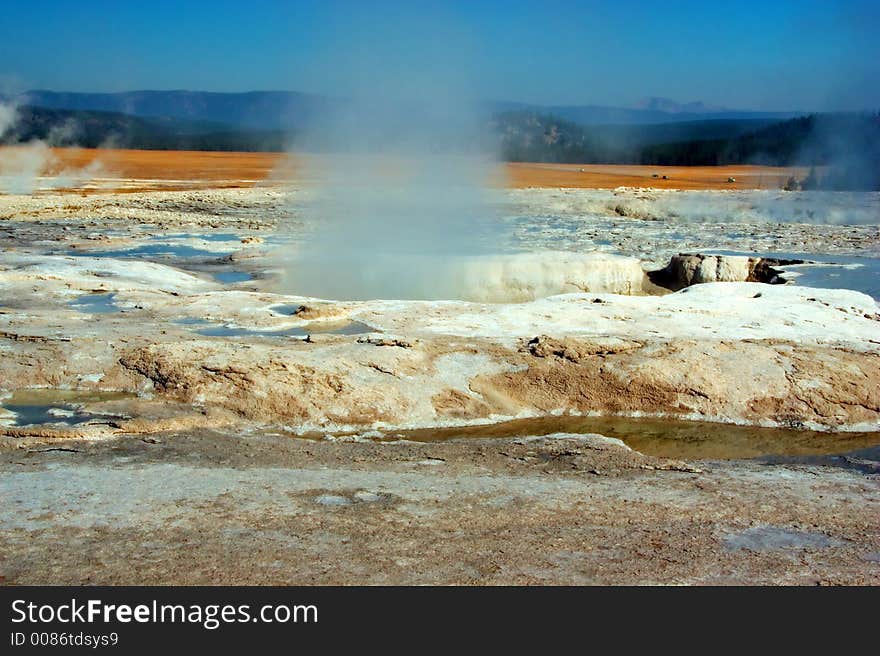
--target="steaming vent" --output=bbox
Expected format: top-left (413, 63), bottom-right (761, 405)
top-left (283, 250), bottom-right (649, 302)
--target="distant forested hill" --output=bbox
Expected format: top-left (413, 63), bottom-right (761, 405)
top-left (495, 112), bottom-right (880, 189)
top-left (639, 113), bottom-right (880, 166)
top-left (18, 90), bottom-right (795, 129)
top-left (0, 106), bottom-right (287, 151)
top-left (3, 103), bottom-right (878, 189)
top-left (493, 113), bottom-right (781, 163)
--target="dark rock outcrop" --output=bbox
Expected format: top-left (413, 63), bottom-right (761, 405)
top-left (648, 253), bottom-right (805, 291)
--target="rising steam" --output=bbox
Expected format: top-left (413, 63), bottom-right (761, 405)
top-left (0, 100), bottom-right (106, 194)
top-left (278, 8), bottom-right (507, 301)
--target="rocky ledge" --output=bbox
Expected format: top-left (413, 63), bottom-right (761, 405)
top-left (1, 250), bottom-right (877, 439)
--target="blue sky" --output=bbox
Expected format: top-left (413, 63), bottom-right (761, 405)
top-left (1, 0), bottom-right (878, 110)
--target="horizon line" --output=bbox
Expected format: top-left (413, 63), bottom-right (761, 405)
top-left (6, 88), bottom-right (836, 115)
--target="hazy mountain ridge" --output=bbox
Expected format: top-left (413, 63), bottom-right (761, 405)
top-left (0, 104), bottom-right (792, 157)
top-left (13, 90), bottom-right (337, 130)
top-left (16, 90), bottom-right (798, 129)
top-left (633, 97), bottom-right (729, 114)
top-left (516, 104), bottom-right (799, 126)
top-left (493, 112), bottom-right (784, 162)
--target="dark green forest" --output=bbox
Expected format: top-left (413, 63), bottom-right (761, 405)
top-left (496, 111), bottom-right (880, 189)
top-left (1, 106), bottom-right (287, 152)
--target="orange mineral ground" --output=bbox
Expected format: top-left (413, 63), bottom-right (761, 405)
top-left (6, 146), bottom-right (807, 192)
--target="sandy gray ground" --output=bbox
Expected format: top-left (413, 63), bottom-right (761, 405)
top-left (1, 431), bottom-right (878, 585)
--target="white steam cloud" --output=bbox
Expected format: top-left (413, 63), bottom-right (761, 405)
top-left (0, 100), bottom-right (107, 194)
top-left (278, 8), bottom-right (507, 300)
top-left (0, 103), bottom-right (17, 136)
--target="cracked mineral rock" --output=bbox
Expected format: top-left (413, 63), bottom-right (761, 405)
top-left (648, 253), bottom-right (807, 290)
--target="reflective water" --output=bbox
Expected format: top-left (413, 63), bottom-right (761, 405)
top-left (388, 414), bottom-right (880, 461)
top-left (759, 444), bottom-right (880, 475)
top-left (2, 389), bottom-right (133, 426)
top-left (174, 317), bottom-right (373, 338)
top-left (152, 233), bottom-right (241, 243)
top-left (270, 304), bottom-right (301, 315)
top-left (68, 292), bottom-right (119, 314)
top-left (780, 258), bottom-right (880, 300)
top-left (708, 250), bottom-right (880, 300)
top-left (213, 271), bottom-right (253, 284)
top-left (71, 244), bottom-right (218, 259)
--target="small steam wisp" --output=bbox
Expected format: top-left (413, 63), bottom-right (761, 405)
top-left (0, 100), bottom-right (106, 194)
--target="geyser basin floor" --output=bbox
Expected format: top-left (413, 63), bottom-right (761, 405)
top-left (505, 188), bottom-right (880, 264)
top-left (2, 429), bottom-right (878, 585)
top-left (0, 182), bottom-right (878, 585)
top-left (1, 248), bottom-right (878, 435)
top-left (0, 148), bottom-right (814, 192)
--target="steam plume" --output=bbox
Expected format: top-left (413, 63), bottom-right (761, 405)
top-left (0, 100), bottom-right (107, 194)
top-left (278, 7), bottom-right (504, 300)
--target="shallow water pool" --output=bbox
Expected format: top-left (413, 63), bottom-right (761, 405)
top-left (385, 414), bottom-right (880, 462)
top-left (70, 244), bottom-right (220, 259)
top-left (213, 270), bottom-right (253, 284)
top-left (68, 292), bottom-right (119, 314)
top-left (707, 249), bottom-right (880, 300)
top-left (175, 317), bottom-right (373, 338)
top-left (2, 389), bottom-right (133, 427)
